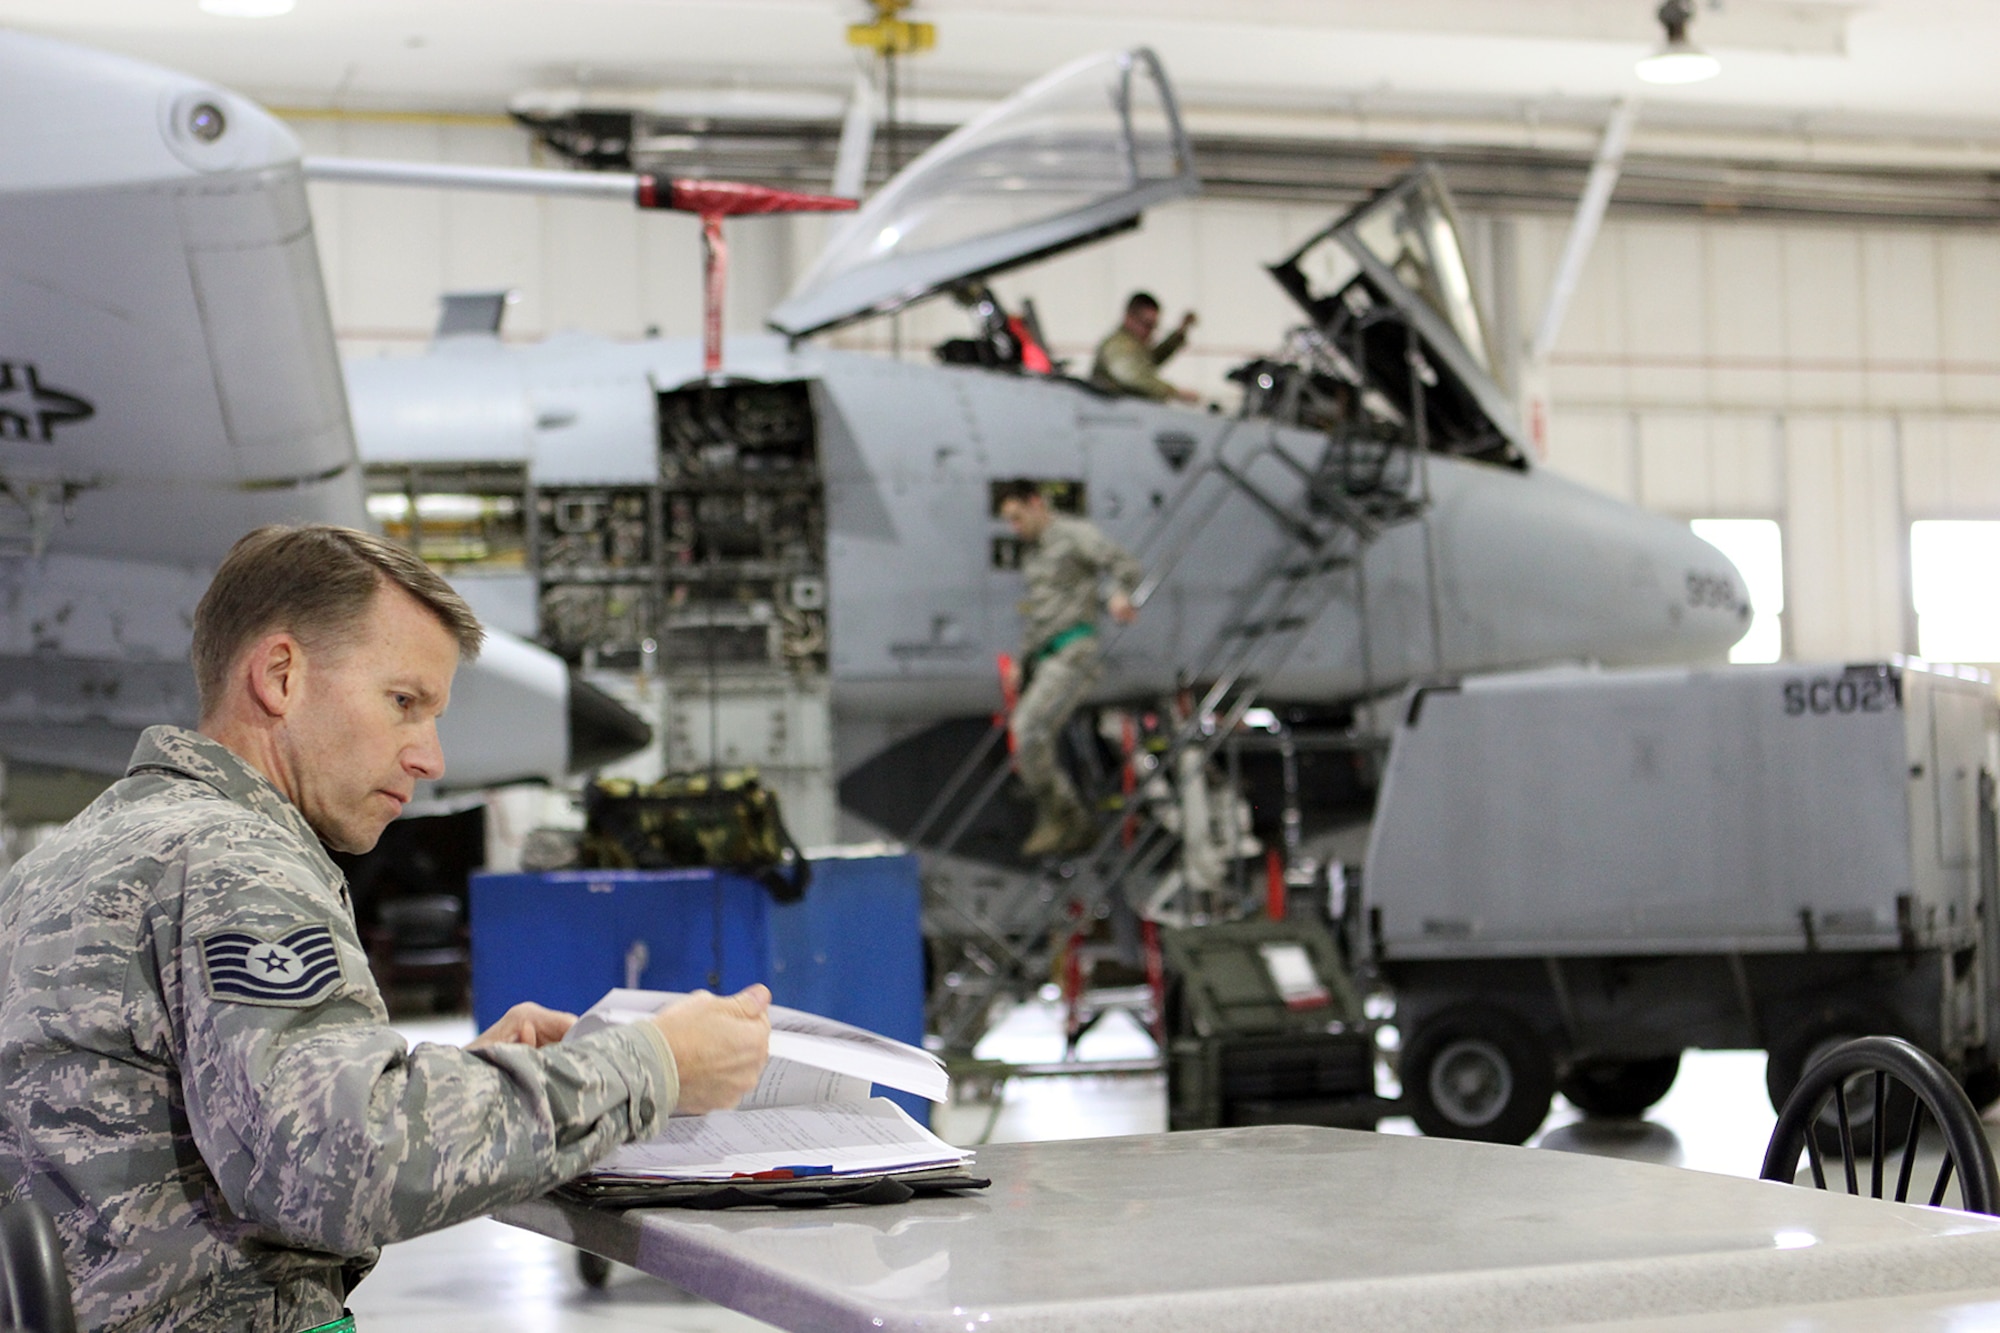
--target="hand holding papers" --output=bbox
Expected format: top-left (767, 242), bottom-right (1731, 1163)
top-left (642, 984), bottom-right (774, 1114)
top-left (569, 989), bottom-right (974, 1189)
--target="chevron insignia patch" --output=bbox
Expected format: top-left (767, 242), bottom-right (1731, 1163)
top-left (200, 924), bottom-right (345, 1007)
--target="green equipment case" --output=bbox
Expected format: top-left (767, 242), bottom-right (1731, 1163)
top-left (1161, 918), bottom-right (1385, 1131)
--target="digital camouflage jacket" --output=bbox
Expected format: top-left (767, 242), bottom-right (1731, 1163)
top-left (0, 726), bottom-right (677, 1332)
top-left (1087, 322), bottom-right (1188, 401)
top-left (1017, 513), bottom-right (1144, 656)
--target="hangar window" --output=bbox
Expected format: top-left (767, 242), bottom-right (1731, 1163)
top-left (1911, 520), bottom-right (2000, 663)
top-left (1690, 518), bottom-right (1783, 664)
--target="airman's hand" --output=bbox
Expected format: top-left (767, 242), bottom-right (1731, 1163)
top-left (1177, 311), bottom-right (1198, 335)
top-left (1108, 591), bottom-right (1138, 625)
top-left (468, 1002), bottom-right (577, 1050)
top-left (651, 984), bottom-right (772, 1114)
top-left (1173, 386), bottom-right (1201, 405)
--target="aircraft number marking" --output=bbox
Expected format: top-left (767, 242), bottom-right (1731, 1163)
top-left (1685, 571), bottom-right (1743, 613)
top-left (1782, 675), bottom-right (1899, 717)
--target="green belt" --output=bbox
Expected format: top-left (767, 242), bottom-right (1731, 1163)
top-left (1034, 622), bottom-right (1096, 661)
top-left (299, 1314), bottom-right (355, 1333)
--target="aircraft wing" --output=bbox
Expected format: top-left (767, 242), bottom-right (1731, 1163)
top-left (767, 47), bottom-right (1199, 338)
top-left (0, 30), bottom-right (649, 799)
top-left (0, 30), bottom-right (364, 563)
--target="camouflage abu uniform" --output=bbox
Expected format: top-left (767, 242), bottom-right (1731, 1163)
top-left (1088, 322), bottom-right (1188, 402)
top-left (1012, 514), bottom-right (1144, 846)
top-left (0, 726), bottom-right (679, 1333)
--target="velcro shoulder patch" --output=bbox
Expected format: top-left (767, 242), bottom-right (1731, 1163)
top-left (200, 924), bottom-right (345, 1008)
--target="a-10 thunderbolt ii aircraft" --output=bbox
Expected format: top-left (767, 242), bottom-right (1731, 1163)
top-left (0, 31), bottom-right (1746, 973)
top-left (339, 49), bottom-right (1750, 834)
top-left (341, 45), bottom-right (1750, 1039)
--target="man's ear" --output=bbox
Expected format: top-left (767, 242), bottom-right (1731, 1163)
top-left (243, 632), bottom-right (306, 720)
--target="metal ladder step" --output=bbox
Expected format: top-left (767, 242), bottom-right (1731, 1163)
top-left (920, 422), bottom-right (1434, 1050)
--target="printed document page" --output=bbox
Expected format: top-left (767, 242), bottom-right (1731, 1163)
top-left (587, 1097), bottom-right (970, 1180)
top-left (569, 988), bottom-right (948, 1104)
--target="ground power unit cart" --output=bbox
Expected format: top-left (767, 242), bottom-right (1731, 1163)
top-left (1362, 660), bottom-right (2000, 1144)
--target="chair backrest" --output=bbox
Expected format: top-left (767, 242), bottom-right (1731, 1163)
top-left (0, 1198), bottom-right (77, 1333)
top-left (376, 895), bottom-right (464, 950)
top-left (1759, 1035), bottom-right (2000, 1216)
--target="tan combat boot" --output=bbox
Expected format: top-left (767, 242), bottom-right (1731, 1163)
top-left (1020, 813), bottom-right (1069, 857)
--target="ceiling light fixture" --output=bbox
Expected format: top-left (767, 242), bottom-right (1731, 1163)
top-left (1636, 0), bottom-right (1720, 85)
top-left (198, 0), bottom-right (295, 17)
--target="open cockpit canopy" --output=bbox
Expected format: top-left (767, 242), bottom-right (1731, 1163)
top-left (767, 47), bottom-right (1197, 338)
top-left (1269, 168), bottom-right (1526, 468)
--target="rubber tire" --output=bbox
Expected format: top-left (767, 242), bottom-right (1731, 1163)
top-left (1766, 1011), bottom-right (1895, 1114)
top-left (1766, 1013), bottom-right (1916, 1155)
top-left (1961, 1060), bottom-right (2000, 1113)
top-left (1558, 1053), bottom-right (1683, 1119)
top-left (1403, 1006), bottom-right (1555, 1145)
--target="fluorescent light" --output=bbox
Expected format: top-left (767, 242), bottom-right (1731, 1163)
top-left (1637, 46), bottom-right (1720, 85)
top-left (199, 0), bottom-right (295, 16)
top-left (1636, 0), bottom-right (1720, 86)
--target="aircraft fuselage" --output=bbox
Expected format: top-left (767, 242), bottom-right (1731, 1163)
top-left (349, 332), bottom-right (1749, 742)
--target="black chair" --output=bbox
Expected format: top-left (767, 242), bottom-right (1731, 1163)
top-left (365, 894), bottom-right (472, 1015)
top-left (0, 1197), bottom-right (77, 1333)
top-left (1759, 1035), bottom-right (2000, 1215)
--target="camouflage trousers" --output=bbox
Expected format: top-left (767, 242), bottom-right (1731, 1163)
top-left (1011, 636), bottom-right (1101, 823)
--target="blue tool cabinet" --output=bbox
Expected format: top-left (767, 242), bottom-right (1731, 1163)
top-left (469, 853), bottom-right (927, 1118)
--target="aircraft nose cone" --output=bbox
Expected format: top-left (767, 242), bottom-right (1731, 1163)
top-left (568, 676), bottom-right (654, 772)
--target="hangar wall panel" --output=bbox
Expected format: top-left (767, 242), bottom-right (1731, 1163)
top-left (297, 116), bottom-right (792, 357)
top-left (1618, 221), bottom-right (1707, 406)
top-left (1781, 418), bottom-right (1906, 661)
top-left (1525, 209), bottom-right (2000, 664)
top-left (1780, 229), bottom-right (1867, 411)
top-left (1702, 229), bottom-right (1787, 408)
top-left (1904, 417), bottom-right (2000, 516)
top-left (1940, 234), bottom-right (2000, 412)
top-left (1636, 414), bottom-right (1710, 514)
top-left (1543, 409), bottom-right (1633, 504)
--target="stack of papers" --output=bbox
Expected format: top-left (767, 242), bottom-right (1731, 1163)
top-left (569, 989), bottom-right (971, 1183)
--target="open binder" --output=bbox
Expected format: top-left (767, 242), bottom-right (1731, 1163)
top-left (560, 989), bottom-right (990, 1208)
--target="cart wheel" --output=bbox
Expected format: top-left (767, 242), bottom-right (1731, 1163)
top-left (1403, 1006), bottom-right (1554, 1145)
top-left (1964, 1060), bottom-right (2000, 1113)
top-left (576, 1248), bottom-right (612, 1288)
top-left (1767, 1013), bottom-right (1916, 1154)
top-left (1558, 1053), bottom-right (1682, 1119)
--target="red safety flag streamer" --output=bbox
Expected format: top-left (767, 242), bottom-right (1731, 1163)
top-left (997, 652), bottom-right (1019, 757)
top-left (635, 176), bottom-right (857, 376)
top-left (1265, 847), bottom-right (1287, 922)
top-left (702, 214), bottom-right (728, 377)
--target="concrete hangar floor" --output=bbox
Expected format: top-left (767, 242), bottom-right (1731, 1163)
top-left (355, 1001), bottom-right (1845, 1332)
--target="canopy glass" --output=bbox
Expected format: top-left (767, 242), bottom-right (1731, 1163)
top-left (767, 48), bottom-right (1197, 337)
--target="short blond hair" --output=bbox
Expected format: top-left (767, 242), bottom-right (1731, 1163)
top-left (192, 524), bottom-right (484, 718)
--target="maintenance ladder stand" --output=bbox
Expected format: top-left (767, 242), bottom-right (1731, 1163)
top-left (913, 397), bottom-right (1429, 1053)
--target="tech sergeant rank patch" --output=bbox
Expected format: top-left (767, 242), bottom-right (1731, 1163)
top-left (200, 924), bottom-right (345, 1007)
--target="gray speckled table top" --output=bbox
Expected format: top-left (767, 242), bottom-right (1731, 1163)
top-left (496, 1125), bottom-right (2000, 1332)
